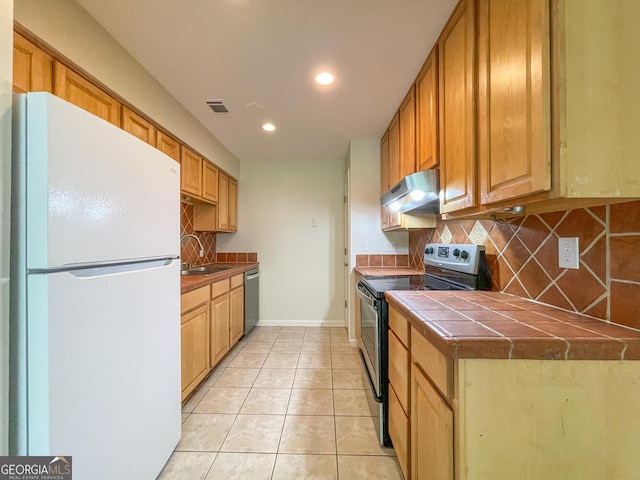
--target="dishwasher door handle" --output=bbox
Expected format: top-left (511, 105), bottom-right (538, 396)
top-left (246, 272), bottom-right (260, 281)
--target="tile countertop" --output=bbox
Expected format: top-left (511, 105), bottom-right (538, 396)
top-left (354, 266), bottom-right (423, 276)
top-left (386, 290), bottom-right (640, 361)
top-left (180, 263), bottom-right (259, 294)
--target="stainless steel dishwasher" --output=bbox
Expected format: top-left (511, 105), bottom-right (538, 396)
top-left (244, 268), bottom-right (259, 335)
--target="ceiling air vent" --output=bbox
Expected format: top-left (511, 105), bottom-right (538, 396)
top-left (205, 99), bottom-right (229, 114)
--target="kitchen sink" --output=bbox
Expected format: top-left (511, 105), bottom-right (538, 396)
top-left (180, 265), bottom-right (233, 276)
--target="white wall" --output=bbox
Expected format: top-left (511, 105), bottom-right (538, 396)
top-left (217, 157), bottom-right (346, 326)
top-left (0, 0), bottom-right (13, 455)
top-left (346, 139), bottom-right (408, 339)
top-left (14, 0), bottom-right (240, 178)
top-left (348, 139), bottom-right (408, 257)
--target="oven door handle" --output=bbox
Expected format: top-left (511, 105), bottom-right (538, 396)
top-left (356, 283), bottom-right (377, 309)
top-left (359, 349), bottom-right (383, 403)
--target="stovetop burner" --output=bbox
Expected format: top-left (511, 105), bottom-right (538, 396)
top-left (359, 243), bottom-right (488, 298)
top-left (359, 275), bottom-right (424, 295)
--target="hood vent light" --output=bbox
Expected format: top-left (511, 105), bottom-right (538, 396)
top-left (205, 99), bottom-right (229, 114)
top-left (381, 170), bottom-right (440, 214)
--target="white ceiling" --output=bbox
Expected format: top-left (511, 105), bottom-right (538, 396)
top-left (75, 0), bottom-right (457, 164)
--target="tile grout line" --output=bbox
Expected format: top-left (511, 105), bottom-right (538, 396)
top-left (171, 327), bottom-right (397, 479)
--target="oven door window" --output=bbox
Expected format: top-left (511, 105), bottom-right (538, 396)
top-left (358, 287), bottom-right (380, 396)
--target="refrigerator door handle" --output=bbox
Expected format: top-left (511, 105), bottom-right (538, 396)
top-left (28, 256), bottom-right (179, 276)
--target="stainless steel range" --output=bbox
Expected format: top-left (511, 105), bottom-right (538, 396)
top-left (357, 243), bottom-right (488, 446)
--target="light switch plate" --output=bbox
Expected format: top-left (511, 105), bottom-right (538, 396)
top-left (558, 237), bottom-right (579, 269)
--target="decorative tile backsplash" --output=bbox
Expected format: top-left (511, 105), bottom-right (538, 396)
top-left (355, 254), bottom-right (409, 268)
top-left (180, 203), bottom-right (216, 265)
top-left (180, 203), bottom-right (257, 265)
top-left (217, 252), bottom-right (258, 263)
top-left (409, 200), bottom-right (640, 329)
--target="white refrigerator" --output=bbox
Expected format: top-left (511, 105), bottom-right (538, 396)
top-left (10, 92), bottom-right (181, 479)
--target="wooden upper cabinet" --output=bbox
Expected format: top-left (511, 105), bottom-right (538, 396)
top-left (388, 113), bottom-right (401, 187)
top-left (477, 0), bottom-right (551, 205)
top-left (416, 48), bottom-right (439, 171)
top-left (13, 32), bottom-right (53, 94)
top-left (180, 146), bottom-right (203, 197)
top-left (122, 106), bottom-right (156, 146)
top-left (53, 61), bottom-right (121, 127)
top-left (228, 179), bottom-right (238, 232)
top-left (380, 130), bottom-right (390, 195)
top-left (399, 85), bottom-right (417, 179)
top-left (380, 131), bottom-right (390, 230)
top-left (156, 131), bottom-right (181, 162)
top-left (202, 161), bottom-right (219, 203)
top-left (438, 0), bottom-right (476, 214)
top-left (217, 172), bottom-right (230, 231)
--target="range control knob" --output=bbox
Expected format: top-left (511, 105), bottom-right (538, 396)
top-left (453, 248), bottom-right (460, 257)
top-left (425, 247), bottom-right (434, 255)
top-left (460, 250), bottom-right (469, 260)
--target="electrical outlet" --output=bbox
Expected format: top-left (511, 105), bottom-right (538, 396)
top-left (385, 241), bottom-right (396, 252)
top-left (558, 237), bottom-right (579, 269)
top-left (362, 240), bottom-right (369, 251)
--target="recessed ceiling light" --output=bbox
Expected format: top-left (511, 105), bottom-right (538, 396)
top-left (315, 72), bottom-right (335, 85)
top-left (262, 122), bottom-right (276, 132)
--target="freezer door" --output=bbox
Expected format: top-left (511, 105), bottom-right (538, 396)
top-left (25, 260), bottom-right (181, 479)
top-left (23, 93), bottom-right (179, 269)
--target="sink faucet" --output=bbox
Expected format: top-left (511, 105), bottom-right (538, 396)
top-left (180, 234), bottom-right (205, 261)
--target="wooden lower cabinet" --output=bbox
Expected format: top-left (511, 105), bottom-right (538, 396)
top-left (180, 287), bottom-right (210, 401)
top-left (386, 308), bottom-right (640, 480)
top-left (411, 363), bottom-right (453, 480)
top-left (181, 276), bottom-right (247, 402)
top-left (229, 276), bottom-right (245, 345)
top-left (388, 330), bottom-right (410, 412)
top-left (210, 287), bottom-right (230, 367)
top-left (389, 384), bottom-right (410, 480)
top-left (389, 311), bottom-right (411, 479)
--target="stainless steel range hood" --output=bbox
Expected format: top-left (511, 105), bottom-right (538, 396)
top-left (380, 170), bottom-right (440, 214)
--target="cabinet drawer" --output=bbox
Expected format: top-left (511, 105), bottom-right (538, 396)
top-left (230, 273), bottom-right (244, 289)
top-left (389, 306), bottom-right (410, 347)
top-left (389, 384), bottom-right (410, 480)
top-left (211, 278), bottom-right (230, 299)
top-left (388, 329), bottom-right (410, 414)
top-left (411, 326), bottom-right (452, 401)
top-left (181, 286), bottom-right (209, 315)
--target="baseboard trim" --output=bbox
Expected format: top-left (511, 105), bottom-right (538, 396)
top-left (256, 319), bottom-right (346, 328)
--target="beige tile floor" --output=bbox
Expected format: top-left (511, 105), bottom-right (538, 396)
top-left (157, 326), bottom-right (402, 480)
